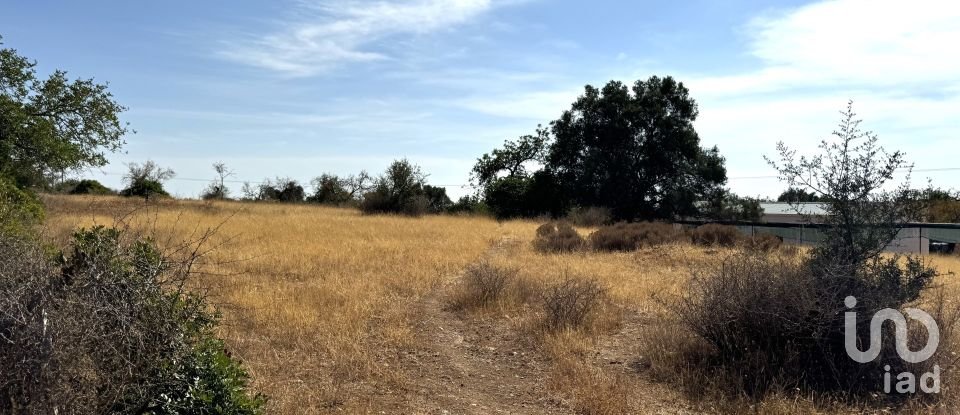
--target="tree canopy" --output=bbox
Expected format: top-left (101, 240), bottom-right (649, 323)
top-left (473, 76), bottom-right (727, 220)
top-left (0, 37), bottom-right (129, 188)
top-left (776, 187), bottom-right (822, 203)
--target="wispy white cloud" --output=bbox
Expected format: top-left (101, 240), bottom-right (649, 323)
top-left (438, 0), bottom-right (960, 197)
top-left (684, 0), bottom-right (960, 196)
top-left (221, 0), bottom-right (497, 76)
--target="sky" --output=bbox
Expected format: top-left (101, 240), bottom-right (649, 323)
top-left (2, 0), bottom-right (959, 199)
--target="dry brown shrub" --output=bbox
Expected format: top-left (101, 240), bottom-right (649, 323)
top-left (541, 277), bottom-right (611, 332)
top-left (548, 354), bottom-right (629, 415)
top-left (566, 206), bottom-right (613, 227)
top-left (589, 222), bottom-right (687, 252)
top-left (533, 221), bottom-right (587, 253)
top-left (448, 261), bottom-right (517, 311)
top-left (689, 223), bottom-right (743, 247)
top-left (780, 243), bottom-right (800, 257)
top-left (657, 252), bottom-right (960, 407)
top-left (742, 232), bottom-right (783, 253)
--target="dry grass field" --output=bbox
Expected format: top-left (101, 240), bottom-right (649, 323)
top-left (42, 195), bottom-right (960, 414)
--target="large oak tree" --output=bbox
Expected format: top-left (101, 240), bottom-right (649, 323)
top-left (0, 37), bottom-right (129, 188)
top-left (474, 76), bottom-right (727, 220)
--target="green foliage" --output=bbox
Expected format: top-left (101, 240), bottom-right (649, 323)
top-left (473, 76), bottom-right (727, 221)
top-left (307, 174), bottom-right (352, 205)
top-left (253, 178), bottom-right (304, 203)
top-left (201, 184), bottom-right (229, 201)
top-left (360, 159), bottom-right (435, 216)
top-left (548, 76), bottom-right (726, 220)
top-left (122, 178), bottom-right (169, 199)
top-left (672, 102), bottom-right (947, 399)
top-left (121, 160), bottom-right (174, 200)
top-left (307, 172), bottom-right (371, 206)
top-left (471, 126), bottom-right (549, 186)
top-left (482, 171), bottom-right (566, 220)
top-left (447, 194), bottom-right (489, 216)
top-left (776, 187), bottom-right (822, 203)
top-left (701, 190), bottom-right (764, 221)
top-left (201, 162), bottom-right (234, 200)
top-left (59, 178), bottom-right (115, 195)
top-left (0, 37), bottom-right (129, 188)
top-left (483, 176), bottom-right (530, 219)
top-left (422, 184), bottom-right (452, 213)
top-left (0, 225), bottom-right (264, 413)
top-left (0, 175), bottom-right (43, 236)
top-left (155, 337), bottom-right (266, 414)
top-left (920, 188), bottom-right (960, 223)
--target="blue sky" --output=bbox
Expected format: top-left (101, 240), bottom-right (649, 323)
top-left (3, 0), bottom-right (958, 199)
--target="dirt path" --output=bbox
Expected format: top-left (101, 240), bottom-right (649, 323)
top-left (365, 237), bottom-right (701, 414)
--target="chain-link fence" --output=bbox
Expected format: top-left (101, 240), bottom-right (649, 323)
top-left (677, 221), bottom-right (960, 254)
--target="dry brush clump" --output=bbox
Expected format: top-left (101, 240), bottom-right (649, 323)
top-left (589, 222), bottom-right (688, 252)
top-left (565, 206), bottom-right (613, 227)
top-left (541, 277), bottom-right (615, 333)
top-left (448, 261), bottom-right (517, 310)
top-left (657, 104), bottom-right (960, 407)
top-left (533, 221), bottom-right (587, 253)
top-left (688, 223), bottom-right (742, 247)
top-left (742, 232), bottom-right (783, 253)
top-left (664, 252), bottom-right (960, 405)
top-left (0, 226), bottom-right (263, 414)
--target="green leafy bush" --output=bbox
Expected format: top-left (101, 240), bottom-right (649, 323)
top-left (0, 176), bottom-right (44, 236)
top-left (121, 178), bottom-right (169, 199)
top-left (360, 159), bottom-right (435, 216)
top-left (447, 194), bottom-right (489, 216)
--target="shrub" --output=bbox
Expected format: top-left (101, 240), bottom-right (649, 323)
top-left (53, 179), bottom-right (115, 195)
top-left (483, 175), bottom-right (531, 219)
top-left (669, 104), bottom-right (955, 402)
top-left (359, 159), bottom-right (435, 216)
top-left (307, 172), bottom-right (372, 206)
top-left (449, 261), bottom-right (516, 310)
top-left (72, 179), bottom-right (115, 195)
top-left (565, 206), bottom-right (612, 227)
top-left (0, 176), bottom-right (44, 237)
top-left (423, 184), bottom-right (452, 213)
top-left (672, 253), bottom-right (953, 397)
top-left (533, 222), bottom-right (586, 253)
top-left (689, 223), bottom-right (742, 247)
top-left (121, 178), bottom-right (169, 199)
top-left (542, 278), bottom-right (608, 331)
top-left (121, 160), bottom-right (174, 200)
top-left (447, 194), bottom-right (489, 216)
top-left (589, 222), bottom-right (687, 252)
top-left (0, 226), bottom-right (264, 413)
top-left (741, 233), bottom-right (782, 253)
top-left (201, 183), bottom-right (229, 200)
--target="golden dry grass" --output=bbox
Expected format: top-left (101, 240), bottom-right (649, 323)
top-left (41, 194), bottom-right (960, 414)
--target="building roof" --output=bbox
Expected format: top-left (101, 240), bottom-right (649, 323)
top-left (760, 202), bottom-right (828, 216)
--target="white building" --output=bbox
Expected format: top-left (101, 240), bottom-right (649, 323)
top-left (755, 202), bottom-right (929, 254)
